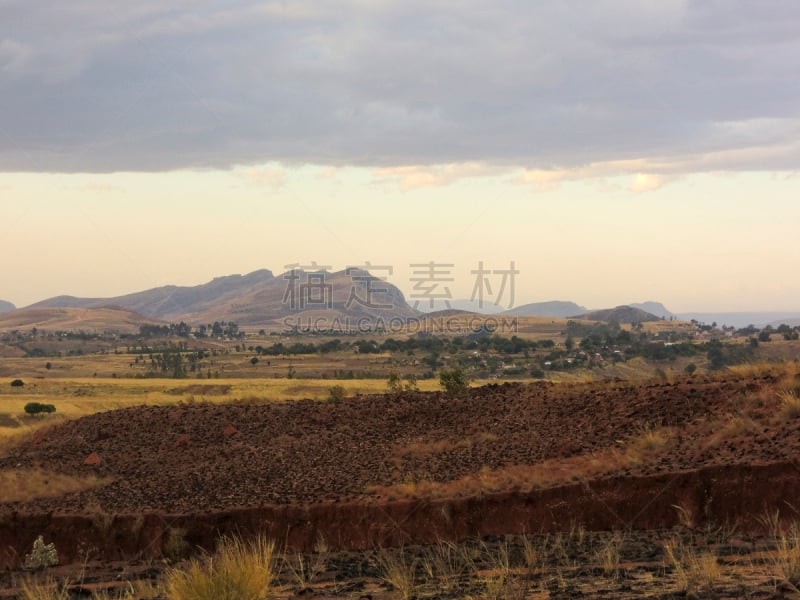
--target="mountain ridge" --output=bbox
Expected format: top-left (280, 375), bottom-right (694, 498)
top-left (25, 268), bottom-right (416, 327)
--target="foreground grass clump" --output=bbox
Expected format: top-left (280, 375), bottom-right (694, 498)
top-left (664, 536), bottom-right (722, 595)
top-left (19, 578), bottom-right (71, 600)
top-left (166, 535), bottom-right (276, 600)
top-left (772, 522), bottom-right (800, 586)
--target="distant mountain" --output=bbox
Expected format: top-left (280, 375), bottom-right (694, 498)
top-left (677, 312), bottom-right (800, 329)
top-left (769, 317), bottom-right (800, 328)
top-left (29, 269), bottom-right (277, 321)
top-left (572, 305), bottom-right (661, 324)
top-left (630, 301), bottom-right (673, 319)
top-left (0, 306), bottom-right (163, 334)
top-left (418, 298), bottom-right (506, 314)
top-left (503, 301), bottom-right (587, 318)
top-left (0, 300), bottom-right (15, 314)
top-left (27, 268), bottom-right (416, 327)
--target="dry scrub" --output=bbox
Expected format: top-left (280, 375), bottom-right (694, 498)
top-left (0, 469), bottom-right (111, 503)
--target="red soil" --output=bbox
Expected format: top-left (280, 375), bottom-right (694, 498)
top-left (2, 374), bottom-right (799, 567)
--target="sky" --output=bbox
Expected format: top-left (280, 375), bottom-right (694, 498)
top-left (2, 1), bottom-right (799, 312)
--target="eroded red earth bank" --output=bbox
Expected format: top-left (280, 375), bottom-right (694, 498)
top-left (2, 375), bottom-right (799, 567)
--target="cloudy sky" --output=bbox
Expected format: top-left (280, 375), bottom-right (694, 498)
top-left (2, 0), bottom-right (799, 311)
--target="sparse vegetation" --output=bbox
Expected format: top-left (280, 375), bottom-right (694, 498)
top-left (0, 469), bottom-right (111, 503)
top-left (24, 536), bottom-right (59, 570)
top-left (780, 391), bottom-right (800, 419)
top-left (327, 384), bottom-right (345, 403)
top-left (23, 403), bottom-right (56, 416)
top-left (774, 528), bottom-right (800, 587)
top-left (165, 535), bottom-right (275, 600)
top-left (439, 366), bottom-right (469, 396)
top-left (664, 536), bottom-right (723, 594)
top-left (375, 547), bottom-right (418, 600)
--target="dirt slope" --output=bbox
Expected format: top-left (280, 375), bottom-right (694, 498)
top-left (1, 374), bottom-right (794, 515)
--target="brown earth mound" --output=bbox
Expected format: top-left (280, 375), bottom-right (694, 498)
top-left (2, 373), bottom-right (800, 567)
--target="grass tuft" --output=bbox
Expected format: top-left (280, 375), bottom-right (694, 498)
top-left (770, 522), bottom-right (800, 586)
top-left (375, 547), bottom-right (418, 600)
top-left (780, 391), bottom-right (800, 420)
top-left (165, 534), bottom-right (275, 600)
top-left (664, 536), bottom-right (722, 594)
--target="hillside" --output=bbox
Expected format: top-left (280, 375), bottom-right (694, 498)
top-left (503, 300), bottom-right (587, 318)
top-left (26, 268), bottom-right (416, 327)
top-left (0, 306), bottom-right (164, 334)
top-left (0, 301), bottom-right (15, 314)
top-left (572, 305), bottom-right (661, 324)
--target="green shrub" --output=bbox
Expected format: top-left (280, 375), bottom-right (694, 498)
top-left (327, 385), bottom-right (345, 403)
top-left (24, 535), bottom-right (59, 570)
top-left (24, 403), bottom-right (56, 416)
top-left (439, 366), bottom-right (469, 397)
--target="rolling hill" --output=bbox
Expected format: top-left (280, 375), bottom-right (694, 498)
top-left (571, 305), bottom-right (661, 324)
top-left (0, 300), bottom-right (15, 314)
top-left (503, 301), bottom-right (587, 318)
top-left (630, 301), bottom-right (673, 319)
top-left (0, 306), bottom-right (164, 334)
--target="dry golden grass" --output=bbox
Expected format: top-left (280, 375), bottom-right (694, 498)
top-left (772, 523), bottom-right (800, 586)
top-left (18, 578), bottom-right (72, 600)
top-left (393, 432), bottom-right (498, 459)
top-left (664, 536), bottom-right (723, 594)
top-left (596, 533), bottom-right (624, 581)
top-left (165, 535), bottom-right (276, 600)
top-left (728, 362), bottom-right (785, 379)
top-left (375, 547), bottom-right (418, 600)
top-left (703, 413), bottom-right (760, 450)
top-left (0, 468), bottom-right (112, 503)
top-left (780, 391), bottom-right (800, 420)
top-left (368, 447), bottom-right (633, 500)
top-left (371, 425), bottom-right (677, 500)
top-left (625, 426), bottom-right (674, 464)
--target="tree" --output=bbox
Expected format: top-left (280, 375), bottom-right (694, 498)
top-left (684, 363), bottom-right (697, 375)
top-left (250, 356), bottom-right (259, 366)
top-left (439, 366), bottom-right (469, 397)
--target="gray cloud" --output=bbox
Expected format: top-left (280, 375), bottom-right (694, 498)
top-left (1, 0), bottom-right (799, 173)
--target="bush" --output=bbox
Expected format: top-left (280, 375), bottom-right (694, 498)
top-left (24, 535), bottom-right (59, 570)
top-left (10, 379), bottom-right (24, 387)
top-left (439, 366), bottom-right (469, 397)
top-left (327, 385), bottom-right (345, 403)
top-left (24, 403), bottom-right (56, 416)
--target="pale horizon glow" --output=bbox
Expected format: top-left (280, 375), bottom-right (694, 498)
top-left (2, 166), bottom-right (799, 313)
